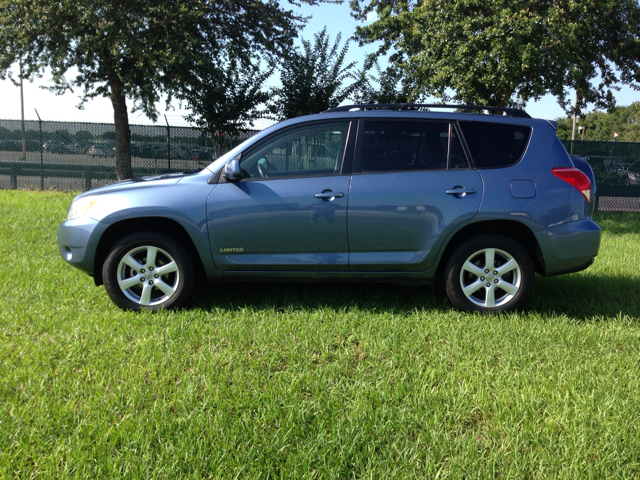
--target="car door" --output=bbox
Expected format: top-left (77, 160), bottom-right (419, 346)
top-left (207, 120), bottom-right (354, 271)
top-left (347, 119), bottom-right (483, 271)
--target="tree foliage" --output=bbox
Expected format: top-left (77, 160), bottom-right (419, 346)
top-left (269, 28), bottom-right (361, 120)
top-left (0, 0), bottom-right (318, 179)
top-left (351, 60), bottom-right (415, 104)
top-left (556, 102), bottom-right (640, 142)
top-left (180, 59), bottom-right (271, 156)
top-left (351, 0), bottom-right (640, 113)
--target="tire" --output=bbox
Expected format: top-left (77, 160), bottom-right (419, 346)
top-left (444, 234), bottom-right (534, 313)
top-left (102, 232), bottom-right (195, 311)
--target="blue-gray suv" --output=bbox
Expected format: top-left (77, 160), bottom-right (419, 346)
top-left (57, 104), bottom-right (602, 313)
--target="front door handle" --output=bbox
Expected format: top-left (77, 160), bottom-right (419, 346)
top-left (315, 190), bottom-right (344, 199)
top-left (446, 186), bottom-right (475, 197)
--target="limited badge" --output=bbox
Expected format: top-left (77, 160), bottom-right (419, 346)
top-left (219, 248), bottom-right (244, 253)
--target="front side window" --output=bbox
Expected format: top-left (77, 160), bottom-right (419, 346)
top-left (239, 122), bottom-right (350, 179)
top-left (360, 120), bottom-right (467, 172)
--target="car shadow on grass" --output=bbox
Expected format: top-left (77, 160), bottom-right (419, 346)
top-left (528, 273), bottom-right (640, 320)
top-left (189, 272), bottom-right (640, 320)
top-left (190, 280), bottom-right (452, 315)
top-left (593, 212), bottom-right (640, 235)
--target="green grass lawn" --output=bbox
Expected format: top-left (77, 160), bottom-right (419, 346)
top-left (1, 190), bottom-right (640, 478)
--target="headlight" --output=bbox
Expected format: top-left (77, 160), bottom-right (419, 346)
top-left (67, 195), bottom-right (100, 221)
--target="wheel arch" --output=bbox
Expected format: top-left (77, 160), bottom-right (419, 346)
top-left (93, 217), bottom-right (206, 286)
top-left (433, 219), bottom-right (544, 287)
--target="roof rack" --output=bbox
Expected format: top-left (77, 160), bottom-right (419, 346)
top-left (323, 103), bottom-right (531, 119)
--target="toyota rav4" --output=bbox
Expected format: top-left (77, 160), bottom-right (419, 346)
top-left (57, 104), bottom-right (602, 313)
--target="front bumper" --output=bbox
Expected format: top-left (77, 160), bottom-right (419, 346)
top-left (535, 218), bottom-right (602, 277)
top-left (57, 217), bottom-right (109, 275)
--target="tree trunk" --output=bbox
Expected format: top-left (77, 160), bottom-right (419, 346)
top-left (488, 93), bottom-right (509, 114)
top-left (109, 72), bottom-right (132, 180)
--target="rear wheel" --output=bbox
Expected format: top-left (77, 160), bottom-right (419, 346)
top-left (445, 235), bottom-right (534, 312)
top-left (103, 232), bottom-right (194, 311)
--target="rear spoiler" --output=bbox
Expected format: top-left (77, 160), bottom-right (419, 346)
top-left (547, 120), bottom-right (558, 130)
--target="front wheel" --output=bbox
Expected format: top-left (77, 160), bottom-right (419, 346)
top-left (444, 235), bottom-right (534, 313)
top-left (102, 232), bottom-right (195, 311)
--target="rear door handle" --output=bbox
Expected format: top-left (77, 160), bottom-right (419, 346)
top-left (315, 191), bottom-right (344, 199)
top-left (446, 186), bottom-right (475, 197)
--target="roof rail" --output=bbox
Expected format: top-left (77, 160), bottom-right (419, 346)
top-left (323, 103), bottom-right (531, 119)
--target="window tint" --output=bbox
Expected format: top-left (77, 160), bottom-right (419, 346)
top-left (361, 121), bottom-right (457, 172)
top-left (240, 122), bottom-right (349, 179)
top-left (459, 122), bottom-right (532, 168)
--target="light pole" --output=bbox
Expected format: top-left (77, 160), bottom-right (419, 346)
top-left (570, 91), bottom-right (578, 155)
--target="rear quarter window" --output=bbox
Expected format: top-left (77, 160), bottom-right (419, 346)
top-left (459, 122), bottom-right (532, 168)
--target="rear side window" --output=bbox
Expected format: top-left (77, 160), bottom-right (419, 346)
top-left (360, 120), bottom-right (468, 172)
top-left (459, 122), bottom-right (532, 168)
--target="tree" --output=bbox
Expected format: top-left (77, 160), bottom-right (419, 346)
top-left (98, 131), bottom-right (117, 141)
top-left (0, 0), bottom-right (320, 180)
top-left (556, 102), bottom-right (640, 141)
top-left (179, 59), bottom-right (271, 157)
top-left (351, 59), bottom-right (414, 104)
top-left (51, 129), bottom-right (72, 144)
top-left (270, 27), bottom-right (361, 120)
top-left (74, 130), bottom-right (94, 145)
top-left (351, 0), bottom-right (640, 114)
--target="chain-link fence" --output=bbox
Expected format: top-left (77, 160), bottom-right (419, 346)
top-left (562, 140), bottom-right (640, 212)
top-left (0, 118), bottom-right (259, 191)
top-left (1, 119), bottom-right (639, 212)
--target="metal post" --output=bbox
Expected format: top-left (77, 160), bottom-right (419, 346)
top-left (578, 126), bottom-right (586, 141)
top-left (165, 115), bottom-right (171, 171)
top-left (35, 109), bottom-right (43, 189)
top-left (20, 59), bottom-right (26, 161)
top-left (10, 164), bottom-right (17, 189)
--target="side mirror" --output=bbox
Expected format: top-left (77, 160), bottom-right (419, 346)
top-left (224, 157), bottom-right (241, 181)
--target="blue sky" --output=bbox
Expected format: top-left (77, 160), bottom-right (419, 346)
top-left (0, 1), bottom-right (637, 126)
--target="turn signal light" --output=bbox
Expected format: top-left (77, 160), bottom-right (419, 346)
top-left (552, 168), bottom-right (591, 203)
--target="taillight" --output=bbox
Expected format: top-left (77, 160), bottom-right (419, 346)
top-left (552, 167), bottom-right (591, 203)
